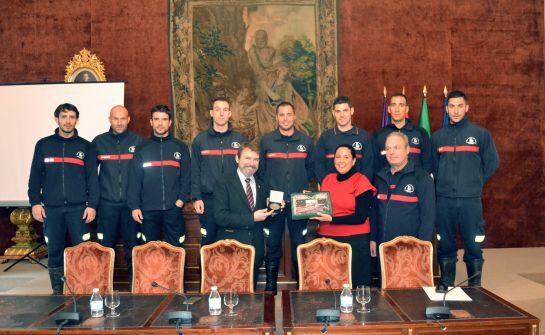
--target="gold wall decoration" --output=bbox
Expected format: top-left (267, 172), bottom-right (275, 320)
top-left (64, 48), bottom-right (107, 83)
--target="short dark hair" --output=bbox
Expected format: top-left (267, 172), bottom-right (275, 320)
top-left (334, 144), bottom-right (356, 159)
top-left (332, 96), bottom-right (353, 109)
top-left (389, 92), bottom-right (408, 105)
top-left (276, 101), bottom-right (295, 114)
top-left (211, 97), bottom-right (230, 109)
top-left (54, 103), bottom-right (79, 118)
top-left (150, 105), bottom-right (172, 120)
top-left (237, 142), bottom-right (260, 158)
top-left (447, 90), bottom-right (468, 103)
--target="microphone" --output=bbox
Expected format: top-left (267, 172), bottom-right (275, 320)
top-left (54, 276), bottom-right (81, 325)
top-left (425, 271), bottom-right (481, 321)
top-left (316, 278), bottom-right (340, 325)
top-left (151, 282), bottom-right (192, 326)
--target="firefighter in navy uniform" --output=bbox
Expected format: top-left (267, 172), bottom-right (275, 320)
top-left (431, 91), bottom-right (499, 288)
top-left (258, 101), bottom-right (314, 294)
top-left (371, 132), bottom-right (435, 260)
top-left (372, 93), bottom-right (433, 172)
top-left (127, 105), bottom-right (190, 247)
top-left (315, 96), bottom-right (374, 183)
top-left (191, 98), bottom-right (247, 245)
top-left (92, 105), bottom-right (143, 279)
top-left (28, 103), bottom-right (99, 294)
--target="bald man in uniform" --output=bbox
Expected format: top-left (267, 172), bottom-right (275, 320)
top-left (92, 106), bottom-right (144, 279)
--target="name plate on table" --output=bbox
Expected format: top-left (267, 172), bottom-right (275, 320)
top-left (290, 192), bottom-right (332, 220)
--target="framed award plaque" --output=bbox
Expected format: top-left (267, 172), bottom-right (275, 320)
top-left (290, 192), bottom-right (332, 220)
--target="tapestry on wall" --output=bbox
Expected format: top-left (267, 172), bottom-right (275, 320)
top-left (169, 0), bottom-right (338, 144)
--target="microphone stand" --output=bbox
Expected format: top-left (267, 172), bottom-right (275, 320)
top-left (54, 276), bottom-right (81, 326)
top-left (151, 281), bottom-right (192, 334)
top-left (316, 278), bottom-right (341, 334)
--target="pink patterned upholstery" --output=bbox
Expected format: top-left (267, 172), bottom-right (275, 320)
top-left (132, 241), bottom-right (185, 294)
top-left (63, 242), bottom-right (114, 295)
top-left (200, 239), bottom-right (255, 294)
top-left (379, 236), bottom-right (434, 289)
top-left (297, 238), bottom-right (352, 290)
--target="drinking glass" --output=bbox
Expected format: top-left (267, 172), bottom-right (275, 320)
top-left (223, 290), bottom-right (239, 316)
top-left (356, 285), bottom-right (371, 313)
top-left (105, 290), bottom-right (120, 317)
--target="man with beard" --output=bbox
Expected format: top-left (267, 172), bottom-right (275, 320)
top-left (214, 143), bottom-right (274, 289)
top-left (127, 105), bottom-right (190, 247)
top-left (28, 103), bottom-right (99, 294)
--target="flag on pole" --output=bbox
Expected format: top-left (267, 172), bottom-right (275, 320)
top-left (381, 86), bottom-right (390, 127)
top-left (419, 85), bottom-right (431, 136)
top-left (442, 86), bottom-right (449, 128)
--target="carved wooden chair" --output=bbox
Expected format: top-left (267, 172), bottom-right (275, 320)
top-left (63, 242), bottom-right (114, 294)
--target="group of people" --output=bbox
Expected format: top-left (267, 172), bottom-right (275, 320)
top-left (28, 90), bottom-right (499, 295)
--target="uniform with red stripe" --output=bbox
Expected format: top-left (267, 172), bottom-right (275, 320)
top-left (372, 119), bottom-right (432, 172)
top-left (92, 128), bottom-right (143, 203)
top-left (431, 116), bottom-right (499, 197)
top-left (190, 123), bottom-right (246, 244)
top-left (127, 134), bottom-right (191, 211)
top-left (371, 160), bottom-right (435, 245)
top-left (28, 128), bottom-right (99, 208)
top-left (315, 126), bottom-right (374, 182)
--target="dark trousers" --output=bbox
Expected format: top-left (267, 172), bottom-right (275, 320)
top-left (322, 233), bottom-right (372, 286)
top-left (98, 202), bottom-right (140, 275)
top-left (265, 203), bottom-right (307, 272)
top-left (436, 196), bottom-right (485, 262)
top-left (199, 195), bottom-right (217, 246)
top-left (141, 207), bottom-right (186, 247)
top-left (44, 204), bottom-right (89, 268)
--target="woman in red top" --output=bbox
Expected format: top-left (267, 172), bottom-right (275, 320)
top-left (312, 144), bottom-right (376, 286)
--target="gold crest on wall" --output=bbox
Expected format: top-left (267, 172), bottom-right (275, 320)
top-left (64, 48), bottom-right (106, 83)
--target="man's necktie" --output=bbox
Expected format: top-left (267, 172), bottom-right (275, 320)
top-left (245, 178), bottom-right (254, 210)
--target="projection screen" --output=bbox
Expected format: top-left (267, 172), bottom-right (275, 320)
top-left (0, 82), bottom-right (125, 206)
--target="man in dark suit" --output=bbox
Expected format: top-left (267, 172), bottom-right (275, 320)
top-left (214, 143), bottom-right (274, 289)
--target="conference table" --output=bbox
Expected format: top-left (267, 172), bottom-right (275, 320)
top-left (0, 292), bottom-right (275, 334)
top-left (282, 287), bottom-right (540, 334)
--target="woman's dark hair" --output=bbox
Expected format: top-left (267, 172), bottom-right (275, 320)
top-left (334, 144), bottom-right (356, 159)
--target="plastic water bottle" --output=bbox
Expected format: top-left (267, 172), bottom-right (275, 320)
top-left (90, 288), bottom-right (104, 317)
top-left (340, 283), bottom-right (353, 313)
top-left (208, 286), bottom-right (222, 315)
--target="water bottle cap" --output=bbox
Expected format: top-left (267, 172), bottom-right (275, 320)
top-left (343, 284), bottom-right (350, 288)
top-left (211, 286), bottom-right (218, 290)
top-left (92, 288), bottom-right (99, 293)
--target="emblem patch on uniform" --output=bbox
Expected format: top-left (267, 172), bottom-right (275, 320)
top-left (380, 150), bottom-right (386, 156)
top-left (231, 142), bottom-right (240, 148)
top-left (174, 152), bottom-right (181, 159)
top-left (404, 184), bottom-right (415, 193)
top-left (352, 142), bottom-right (362, 150)
top-left (297, 145), bottom-right (306, 152)
top-left (128, 146), bottom-right (136, 153)
top-left (466, 137), bottom-right (477, 145)
top-left (411, 137), bottom-right (420, 145)
top-left (76, 151), bottom-right (85, 159)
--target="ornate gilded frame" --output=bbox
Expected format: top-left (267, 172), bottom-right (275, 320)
top-left (64, 48), bottom-right (107, 83)
top-left (169, 0), bottom-right (339, 143)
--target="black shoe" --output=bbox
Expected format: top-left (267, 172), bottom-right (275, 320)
top-left (438, 257), bottom-right (457, 288)
top-left (48, 266), bottom-right (64, 295)
top-left (265, 262), bottom-right (279, 294)
top-left (465, 259), bottom-right (484, 287)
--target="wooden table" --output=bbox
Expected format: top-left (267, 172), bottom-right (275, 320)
top-left (0, 293), bottom-right (275, 334)
top-left (282, 287), bottom-right (540, 334)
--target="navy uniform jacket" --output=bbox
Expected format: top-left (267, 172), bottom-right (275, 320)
top-left (371, 161), bottom-right (435, 244)
top-left (28, 128), bottom-right (99, 208)
top-left (257, 129), bottom-right (314, 200)
top-left (127, 134), bottom-right (191, 211)
top-left (431, 116), bottom-right (499, 198)
top-left (315, 126), bottom-right (375, 182)
top-left (372, 119), bottom-right (433, 172)
top-left (190, 123), bottom-right (246, 200)
top-left (92, 129), bottom-right (143, 204)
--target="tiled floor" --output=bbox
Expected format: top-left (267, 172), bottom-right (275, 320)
top-left (1, 247), bottom-right (544, 334)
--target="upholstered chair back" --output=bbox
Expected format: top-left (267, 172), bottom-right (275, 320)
top-left (132, 241), bottom-right (185, 294)
top-left (379, 236), bottom-right (434, 289)
top-left (63, 242), bottom-right (114, 295)
top-left (200, 239), bottom-right (255, 294)
top-left (297, 238), bottom-right (352, 290)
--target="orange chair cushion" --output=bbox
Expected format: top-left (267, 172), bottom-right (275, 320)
top-left (381, 239), bottom-right (433, 288)
top-left (201, 242), bottom-right (253, 293)
top-left (299, 240), bottom-right (351, 290)
top-left (64, 242), bottom-right (113, 295)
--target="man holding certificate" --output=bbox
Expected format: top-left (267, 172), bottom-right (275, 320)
top-left (258, 101), bottom-right (315, 294)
